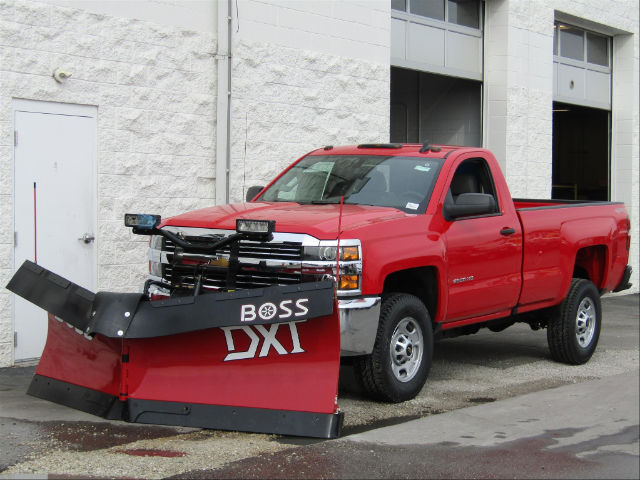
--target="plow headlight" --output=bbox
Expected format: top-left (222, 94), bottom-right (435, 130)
top-left (236, 219), bottom-right (275, 238)
top-left (125, 213), bottom-right (161, 230)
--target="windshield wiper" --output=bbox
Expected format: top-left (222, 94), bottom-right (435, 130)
top-left (310, 199), bottom-right (340, 204)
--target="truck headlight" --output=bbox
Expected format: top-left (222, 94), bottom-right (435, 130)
top-left (303, 241), bottom-right (362, 294)
top-left (303, 245), bottom-right (360, 261)
top-left (148, 234), bottom-right (163, 277)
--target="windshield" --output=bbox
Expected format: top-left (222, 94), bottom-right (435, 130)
top-left (258, 155), bottom-right (443, 213)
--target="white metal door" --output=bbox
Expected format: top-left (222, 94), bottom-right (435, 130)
top-left (13, 101), bottom-right (97, 361)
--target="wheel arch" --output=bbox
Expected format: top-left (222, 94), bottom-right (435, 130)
top-left (573, 244), bottom-right (608, 289)
top-left (382, 266), bottom-right (440, 325)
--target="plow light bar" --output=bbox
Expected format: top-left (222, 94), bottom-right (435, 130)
top-left (236, 219), bottom-right (275, 238)
top-left (125, 213), bottom-right (161, 230)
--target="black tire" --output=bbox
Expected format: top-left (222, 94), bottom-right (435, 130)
top-left (354, 293), bottom-right (433, 403)
top-left (547, 278), bottom-right (601, 365)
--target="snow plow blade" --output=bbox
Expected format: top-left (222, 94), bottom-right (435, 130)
top-left (7, 260), bottom-right (343, 438)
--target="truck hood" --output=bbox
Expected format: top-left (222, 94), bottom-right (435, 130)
top-left (161, 202), bottom-right (410, 239)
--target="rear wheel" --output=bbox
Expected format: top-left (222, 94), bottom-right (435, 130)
top-left (355, 294), bottom-right (433, 402)
top-left (547, 278), bottom-right (601, 364)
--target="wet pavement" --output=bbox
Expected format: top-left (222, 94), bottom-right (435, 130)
top-left (177, 427), bottom-right (639, 479)
top-left (1, 293), bottom-right (638, 478)
top-left (172, 370), bottom-right (640, 479)
top-left (0, 364), bottom-right (190, 474)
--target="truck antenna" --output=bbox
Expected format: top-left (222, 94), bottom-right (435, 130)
top-left (335, 195), bottom-right (344, 296)
top-left (33, 182), bottom-right (38, 264)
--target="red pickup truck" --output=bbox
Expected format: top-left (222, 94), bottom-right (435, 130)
top-left (145, 143), bottom-right (632, 403)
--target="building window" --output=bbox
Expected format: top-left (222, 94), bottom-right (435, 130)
top-left (447, 0), bottom-right (480, 28)
top-left (392, 0), bottom-right (481, 29)
top-left (392, 0), bottom-right (407, 11)
top-left (586, 32), bottom-right (609, 67)
top-left (554, 23), bottom-right (611, 68)
top-left (559, 25), bottom-right (585, 61)
top-left (410, 0), bottom-right (445, 21)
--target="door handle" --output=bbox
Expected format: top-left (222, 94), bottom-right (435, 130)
top-left (500, 227), bottom-right (516, 236)
top-left (78, 233), bottom-right (95, 244)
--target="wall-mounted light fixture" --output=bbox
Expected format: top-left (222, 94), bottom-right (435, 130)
top-left (52, 68), bottom-right (72, 83)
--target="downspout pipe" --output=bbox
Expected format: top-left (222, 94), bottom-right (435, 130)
top-left (215, 0), bottom-right (232, 205)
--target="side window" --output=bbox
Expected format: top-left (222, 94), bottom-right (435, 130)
top-left (447, 158), bottom-right (499, 213)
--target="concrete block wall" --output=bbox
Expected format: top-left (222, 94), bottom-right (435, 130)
top-left (228, 38), bottom-right (391, 202)
top-left (484, 0), bottom-right (555, 197)
top-left (227, 0), bottom-right (391, 202)
top-left (0, 0), bottom-right (216, 366)
top-left (484, 0), bottom-right (639, 293)
top-left (234, 0), bottom-right (390, 63)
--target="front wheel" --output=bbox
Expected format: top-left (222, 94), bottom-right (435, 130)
top-left (355, 294), bottom-right (433, 403)
top-left (547, 278), bottom-right (601, 365)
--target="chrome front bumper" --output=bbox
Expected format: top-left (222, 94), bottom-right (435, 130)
top-left (338, 297), bottom-right (381, 356)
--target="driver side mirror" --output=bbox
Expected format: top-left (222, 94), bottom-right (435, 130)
top-left (246, 185), bottom-right (265, 202)
top-left (443, 193), bottom-right (496, 221)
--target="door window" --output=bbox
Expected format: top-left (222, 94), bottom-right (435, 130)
top-left (446, 158), bottom-right (499, 214)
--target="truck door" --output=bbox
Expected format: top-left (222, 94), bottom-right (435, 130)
top-left (442, 157), bottom-right (522, 322)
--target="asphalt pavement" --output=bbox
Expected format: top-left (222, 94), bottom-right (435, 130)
top-left (177, 371), bottom-right (640, 479)
top-left (1, 293), bottom-right (638, 479)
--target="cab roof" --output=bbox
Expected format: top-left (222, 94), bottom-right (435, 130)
top-left (309, 143), bottom-right (465, 159)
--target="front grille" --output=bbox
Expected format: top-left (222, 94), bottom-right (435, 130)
top-left (162, 236), bottom-right (305, 290)
top-left (164, 237), bottom-right (303, 259)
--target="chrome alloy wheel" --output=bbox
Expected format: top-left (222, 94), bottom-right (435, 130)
top-left (390, 317), bottom-right (424, 382)
top-left (575, 297), bottom-right (597, 348)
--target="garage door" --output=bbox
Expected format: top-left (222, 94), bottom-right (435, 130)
top-left (391, 0), bottom-right (483, 81)
top-left (390, 1), bottom-right (483, 146)
top-left (553, 22), bottom-right (611, 110)
top-left (552, 23), bottom-right (612, 201)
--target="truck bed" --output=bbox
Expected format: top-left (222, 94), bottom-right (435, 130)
top-left (513, 198), bottom-right (629, 312)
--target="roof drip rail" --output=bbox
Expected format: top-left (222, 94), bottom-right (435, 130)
top-left (419, 141), bottom-right (441, 153)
